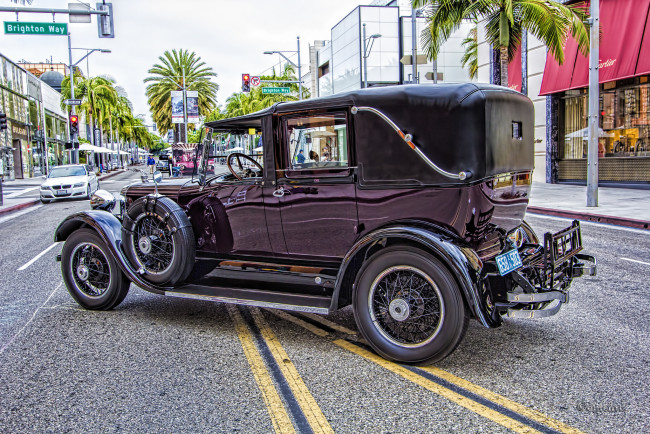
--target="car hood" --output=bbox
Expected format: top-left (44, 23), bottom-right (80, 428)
top-left (123, 177), bottom-right (194, 199)
top-left (42, 175), bottom-right (88, 186)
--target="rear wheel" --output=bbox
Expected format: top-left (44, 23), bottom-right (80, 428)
top-left (353, 246), bottom-right (468, 364)
top-left (61, 228), bottom-right (130, 310)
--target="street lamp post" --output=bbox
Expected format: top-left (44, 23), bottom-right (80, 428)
top-left (362, 24), bottom-right (382, 89)
top-left (263, 36), bottom-right (303, 100)
top-left (66, 36), bottom-right (110, 164)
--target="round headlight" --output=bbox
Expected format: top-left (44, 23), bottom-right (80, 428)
top-left (507, 227), bottom-right (525, 249)
top-left (90, 189), bottom-right (116, 212)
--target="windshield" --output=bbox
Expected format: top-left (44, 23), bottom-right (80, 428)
top-left (49, 166), bottom-right (86, 178)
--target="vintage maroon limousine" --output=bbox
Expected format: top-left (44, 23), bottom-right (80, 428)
top-left (55, 84), bottom-right (595, 364)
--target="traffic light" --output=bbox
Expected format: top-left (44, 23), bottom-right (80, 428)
top-left (97, 2), bottom-right (115, 38)
top-left (0, 112), bottom-right (6, 131)
top-left (69, 114), bottom-right (79, 135)
top-left (242, 73), bottom-right (250, 93)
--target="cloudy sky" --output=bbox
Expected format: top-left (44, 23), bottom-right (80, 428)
top-left (1, 0), bottom-right (368, 128)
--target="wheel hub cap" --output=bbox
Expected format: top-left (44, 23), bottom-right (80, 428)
top-left (388, 298), bottom-right (410, 321)
top-left (138, 236), bottom-right (152, 254)
top-left (76, 264), bottom-right (89, 281)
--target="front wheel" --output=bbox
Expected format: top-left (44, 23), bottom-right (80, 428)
top-left (61, 228), bottom-right (130, 310)
top-left (353, 246), bottom-right (468, 365)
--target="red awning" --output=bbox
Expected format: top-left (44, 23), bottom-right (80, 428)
top-left (636, 3), bottom-right (650, 75)
top-left (539, 0), bottom-right (650, 95)
top-left (538, 35), bottom-right (580, 95)
top-left (508, 43), bottom-right (522, 92)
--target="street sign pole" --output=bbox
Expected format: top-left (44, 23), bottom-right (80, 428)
top-left (587, 1), bottom-right (599, 207)
top-left (68, 31), bottom-right (78, 165)
top-left (297, 36), bottom-right (302, 100)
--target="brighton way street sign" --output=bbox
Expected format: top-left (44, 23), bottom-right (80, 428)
top-left (64, 99), bottom-right (82, 106)
top-left (4, 21), bottom-right (68, 35)
top-left (262, 87), bottom-right (291, 94)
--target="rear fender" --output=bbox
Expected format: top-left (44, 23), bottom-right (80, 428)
top-left (54, 211), bottom-right (168, 294)
top-left (332, 225), bottom-right (501, 328)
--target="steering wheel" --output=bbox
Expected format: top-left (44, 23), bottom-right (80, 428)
top-left (226, 153), bottom-right (263, 181)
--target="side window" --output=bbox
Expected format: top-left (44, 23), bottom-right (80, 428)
top-left (285, 112), bottom-right (348, 170)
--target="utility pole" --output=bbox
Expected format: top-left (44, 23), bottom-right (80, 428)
top-left (587, 0), bottom-right (599, 207)
top-left (297, 36), bottom-right (302, 101)
top-left (182, 68), bottom-right (188, 143)
top-left (363, 24), bottom-right (368, 88)
top-left (411, 6), bottom-right (418, 84)
top-left (67, 32), bottom-right (78, 164)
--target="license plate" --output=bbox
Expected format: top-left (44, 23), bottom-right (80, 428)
top-left (496, 249), bottom-right (523, 276)
top-left (56, 189), bottom-right (68, 196)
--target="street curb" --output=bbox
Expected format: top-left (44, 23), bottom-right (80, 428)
top-left (98, 169), bottom-right (127, 181)
top-left (526, 206), bottom-right (650, 230)
top-left (0, 199), bottom-right (40, 216)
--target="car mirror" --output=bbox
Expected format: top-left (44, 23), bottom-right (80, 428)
top-left (90, 189), bottom-right (116, 212)
top-left (153, 170), bottom-right (163, 184)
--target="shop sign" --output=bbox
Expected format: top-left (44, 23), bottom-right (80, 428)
top-left (11, 122), bottom-right (28, 140)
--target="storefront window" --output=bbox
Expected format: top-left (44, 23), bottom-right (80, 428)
top-left (562, 83), bottom-right (650, 159)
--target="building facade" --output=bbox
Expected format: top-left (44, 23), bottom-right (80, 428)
top-left (316, 1), bottom-right (475, 97)
top-left (1, 53), bottom-right (69, 180)
top-left (478, 0), bottom-right (650, 188)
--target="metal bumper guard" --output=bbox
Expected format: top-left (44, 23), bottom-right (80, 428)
top-left (501, 221), bottom-right (597, 319)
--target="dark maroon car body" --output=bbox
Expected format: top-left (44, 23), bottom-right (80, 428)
top-left (55, 84), bottom-right (595, 363)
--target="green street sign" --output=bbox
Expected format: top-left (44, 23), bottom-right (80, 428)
top-left (4, 21), bottom-right (68, 36)
top-left (262, 87), bottom-right (291, 94)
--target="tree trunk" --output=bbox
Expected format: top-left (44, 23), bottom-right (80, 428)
top-left (500, 45), bottom-right (509, 88)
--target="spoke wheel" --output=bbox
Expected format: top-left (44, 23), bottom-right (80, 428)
top-left (61, 228), bottom-right (130, 310)
top-left (70, 242), bottom-right (112, 297)
top-left (369, 266), bottom-right (444, 348)
top-left (353, 246), bottom-right (468, 365)
top-left (132, 214), bottom-right (175, 275)
top-left (122, 195), bottom-right (195, 286)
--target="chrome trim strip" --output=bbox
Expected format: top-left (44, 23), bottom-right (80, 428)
top-left (164, 291), bottom-right (330, 314)
top-left (351, 105), bottom-right (471, 180)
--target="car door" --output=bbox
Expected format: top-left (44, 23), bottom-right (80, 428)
top-left (269, 111), bottom-right (359, 260)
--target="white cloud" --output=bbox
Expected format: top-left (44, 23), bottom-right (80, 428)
top-left (1, 0), bottom-right (367, 125)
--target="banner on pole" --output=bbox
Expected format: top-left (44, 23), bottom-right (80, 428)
top-left (171, 91), bottom-right (184, 124)
top-left (186, 91), bottom-right (199, 124)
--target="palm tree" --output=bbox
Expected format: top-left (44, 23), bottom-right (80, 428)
top-left (413, 0), bottom-right (590, 86)
top-left (61, 75), bottom-right (117, 146)
top-left (144, 49), bottom-right (218, 142)
top-left (461, 25), bottom-right (478, 79)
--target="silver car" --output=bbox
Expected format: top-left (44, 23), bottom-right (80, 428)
top-left (40, 164), bottom-right (100, 203)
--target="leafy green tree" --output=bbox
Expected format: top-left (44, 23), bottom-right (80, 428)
top-left (144, 49), bottom-right (218, 142)
top-left (413, 0), bottom-right (589, 86)
top-left (461, 25), bottom-right (478, 79)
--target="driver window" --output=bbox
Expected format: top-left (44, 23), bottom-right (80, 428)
top-left (285, 113), bottom-right (348, 170)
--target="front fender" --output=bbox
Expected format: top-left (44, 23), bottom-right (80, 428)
top-left (54, 211), bottom-right (168, 294)
top-left (332, 225), bottom-right (500, 328)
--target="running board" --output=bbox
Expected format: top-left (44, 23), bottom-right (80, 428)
top-left (164, 285), bottom-right (331, 314)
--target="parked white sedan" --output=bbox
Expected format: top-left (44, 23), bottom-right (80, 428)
top-left (40, 164), bottom-right (100, 204)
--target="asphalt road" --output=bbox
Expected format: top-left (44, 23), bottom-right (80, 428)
top-left (0, 173), bottom-right (647, 433)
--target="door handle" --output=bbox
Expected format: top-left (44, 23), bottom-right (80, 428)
top-left (272, 187), bottom-right (285, 197)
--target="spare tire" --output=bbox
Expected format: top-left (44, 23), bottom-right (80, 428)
top-left (122, 195), bottom-right (195, 285)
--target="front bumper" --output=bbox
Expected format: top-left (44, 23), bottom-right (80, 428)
top-left (490, 221), bottom-right (596, 319)
top-left (41, 184), bottom-right (87, 199)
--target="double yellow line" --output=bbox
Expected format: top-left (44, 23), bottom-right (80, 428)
top-left (228, 305), bottom-right (333, 434)
top-left (268, 309), bottom-right (585, 434)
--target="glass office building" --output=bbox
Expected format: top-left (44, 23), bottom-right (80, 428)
top-left (317, 2), bottom-right (474, 97)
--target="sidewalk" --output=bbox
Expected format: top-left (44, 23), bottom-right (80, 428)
top-left (527, 182), bottom-right (650, 230)
top-left (0, 169), bottom-right (128, 216)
